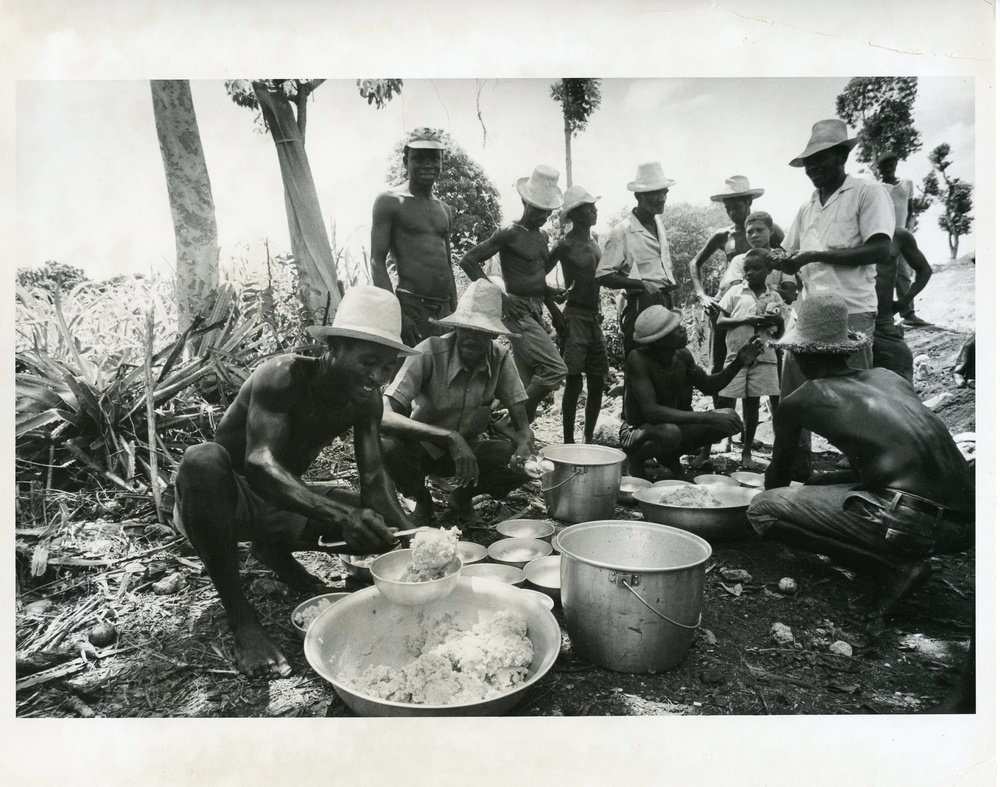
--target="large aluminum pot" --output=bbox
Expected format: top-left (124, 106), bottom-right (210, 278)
top-left (554, 521), bottom-right (711, 673)
top-left (633, 484), bottom-right (760, 542)
top-left (538, 444), bottom-right (625, 523)
top-left (304, 577), bottom-right (561, 716)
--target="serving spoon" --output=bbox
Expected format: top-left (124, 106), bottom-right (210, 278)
top-left (316, 526), bottom-right (429, 550)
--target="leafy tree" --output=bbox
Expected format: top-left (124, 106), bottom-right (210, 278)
top-left (385, 134), bottom-right (503, 259)
top-left (17, 260), bottom-right (88, 294)
top-left (835, 77), bottom-right (921, 174)
top-left (151, 80), bottom-right (220, 334)
top-left (550, 79), bottom-right (602, 187)
top-left (922, 143), bottom-right (974, 259)
top-left (225, 79), bottom-right (403, 323)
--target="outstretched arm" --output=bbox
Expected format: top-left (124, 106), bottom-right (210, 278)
top-left (458, 228), bottom-right (509, 283)
top-left (354, 397), bottom-right (414, 531)
top-left (894, 229), bottom-right (932, 315)
top-left (687, 337), bottom-right (764, 394)
top-left (370, 193), bottom-right (398, 292)
top-left (688, 230), bottom-right (727, 307)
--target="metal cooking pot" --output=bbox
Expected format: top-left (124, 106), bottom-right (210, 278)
top-left (539, 444), bottom-right (625, 523)
top-left (632, 485), bottom-right (760, 542)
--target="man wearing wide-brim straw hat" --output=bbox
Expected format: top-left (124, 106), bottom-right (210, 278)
top-left (596, 161), bottom-right (680, 358)
top-left (381, 279), bottom-right (537, 525)
top-left (768, 118), bottom-right (895, 479)
top-left (371, 127), bottom-right (457, 347)
top-left (459, 165), bottom-right (568, 422)
top-left (173, 286), bottom-right (418, 679)
top-left (747, 293), bottom-right (974, 644)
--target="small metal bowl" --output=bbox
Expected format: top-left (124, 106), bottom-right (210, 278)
top-left (369, 550), bottom-right (462, 606)
top-left (291, 592), bottom-right (352, 639)
top-left (456, 541), bottom-right (488, 565)
top-left (730, 471), bottom-right (765, 488)
top-left (520, 588), bottom-right (555, 611)
top-left (524, 555), bottom-right (561, 601)
top-left (693, 474), bottom-right (740, 486)
top-left (496, 519), bottom-right (556, 541)
top-left (618, 476), bottom-right (652, 502)
top-left (651, 479), bottom-right (694, 488)
top-left (460, 563), bottom-right (526, 586)
top-left (487, 538), bottom-right (553, 570)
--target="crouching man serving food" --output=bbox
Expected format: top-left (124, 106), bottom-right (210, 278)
top-left (173, 286), bottom-right (417, 679)
top-left (380, 279), bottom-right (536, 526)
top-left (747, 293), bottom-right (975, 638)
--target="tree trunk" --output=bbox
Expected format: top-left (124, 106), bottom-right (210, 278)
top-left (150, 80), bottom-right (219, 335)
top-left (564, 116), bottom-right (573, 188)
top-left (252, 81), bottom-right (341, 323)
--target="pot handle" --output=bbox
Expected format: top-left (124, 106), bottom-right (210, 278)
top-left (620, 576), bottom-right (702, 630)
top-left (539, 466), bottom-right (584, 492)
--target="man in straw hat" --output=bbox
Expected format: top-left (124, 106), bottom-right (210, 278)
top-left (769, 119), bottom-right (895, 478)
top-left (371, 127), bottom-right (457, 346)
top-left (596, 161), bottom-right (680, 357)
top-left (688, 176), bottom-right (785, 468)
top-left (173, 286), bottom-right (418, 678)
top-left (619, 305), bottom-right (764, 480)
top-left (459, 165), bottom-right (568, 422)
top-left (549, 185), bottom-right (609, 444)
top-left (748, 293), bottom-right (974, 640)
top-left (381, 279), bottom-right (536, 525)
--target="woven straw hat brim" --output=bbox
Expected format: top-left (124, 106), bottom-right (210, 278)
top-left (306, 325), bottom-right (418, 356)
top-left (710, 188), bottom-right (765, 203)
top-left (789, 138), bottom-right (858, 168)
top-left (769, 333), bottom-right (872, 355)
top-left (431, 315), bottom-right (517, 338)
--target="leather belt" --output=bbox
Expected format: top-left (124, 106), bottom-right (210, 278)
top-left (877, 488), bottom-right (975, 524)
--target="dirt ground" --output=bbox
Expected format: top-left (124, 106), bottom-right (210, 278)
top-left (14, 259), bottom-right (977, 718)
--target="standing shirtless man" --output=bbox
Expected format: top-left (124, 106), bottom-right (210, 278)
top-left (173, 287), bottom-right (415, 678)
top-left (459, 165), bottom-right (568, 421)
top-left (371, 127), bottom-right (456, 347)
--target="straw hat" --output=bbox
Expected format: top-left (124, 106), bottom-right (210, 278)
top-left (771, 293), bottom-right (872, 355)
top-left (404, 127), bottom-right (446, 150)
top-left (710, 175), bottom-right (765, 203)
top-left (306, 286), bottom-right (418, 356)
top-left (633, 306), bottom-right (683, 345)
top-left (516, 165), bottom-right (563, 210)
top-left (561, 184), bottom-right (601, 215)
top-left (432, 279), bottom-right (515, 336)
top-left (627, 162), bottom-right (675, 193)
top-left (789, 119), bottom-right (858, 167)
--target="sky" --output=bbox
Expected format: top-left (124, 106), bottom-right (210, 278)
top-left (16, 76), bottom-right (977, 281)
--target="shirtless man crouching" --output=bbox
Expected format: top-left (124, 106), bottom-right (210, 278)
top-left (371, 127), bottom-right (456, 346)
top-left (748, 294), bottom-right (974, 639)
top-left (173, 286), bottom-right (416, 678)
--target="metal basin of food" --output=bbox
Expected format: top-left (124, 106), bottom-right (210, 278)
top-left (461, 563), bottom-right (526, 586)
top-left (730, 471), bottom-right (765, 489)
top-left (290, 592), bottom-right (352, 639)
top-left (457, 541), bottom-right (488, 565)
top-left (370, 549), bottom-right (462, 606)
top-left (304, 577), bottom-right (561, 716)
top-left (693, 474), bottom-right (740, 487)
top-left (633, 484), bottom-right (761, 542)
top-left (523, 555), bottom-right (561, 601)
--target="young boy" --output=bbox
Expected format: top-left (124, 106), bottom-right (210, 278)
top-left (549, 186), bottom-right (608, 443)
top-left (719, 211), bottom-right (794, 295)
top-left (715, 249), bottom-right (786, 468)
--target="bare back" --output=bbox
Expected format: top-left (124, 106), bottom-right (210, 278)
top-left (213, 355), bottom-right (362, 476)
top-left (785, 368), bottom-right (972, 507)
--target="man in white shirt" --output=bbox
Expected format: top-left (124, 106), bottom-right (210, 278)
top-left (596, 161), bottom-right (679, 357)
top-left (770, 119), bottom-right (895, 479)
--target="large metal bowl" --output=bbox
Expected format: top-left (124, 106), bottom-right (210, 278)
top-left (304, 577), bottom-right (561, 716)
top-left (495, 519), bottom-right (556, 541)
top-left (633, 484), bottom-right (761, 542)
top-left (487, 538), bottom-right (552, 569)
top-left (370, 550), bottom-right (462, 606)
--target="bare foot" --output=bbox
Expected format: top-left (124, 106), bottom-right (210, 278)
top-left (864, 561), bottom-right (932, 637)
top-left (741, 449), bottom-right (753, 468)
top-left (250, 543), bottom-right (326, 593)
top-left (233, 622), bottom-right (292, 679)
